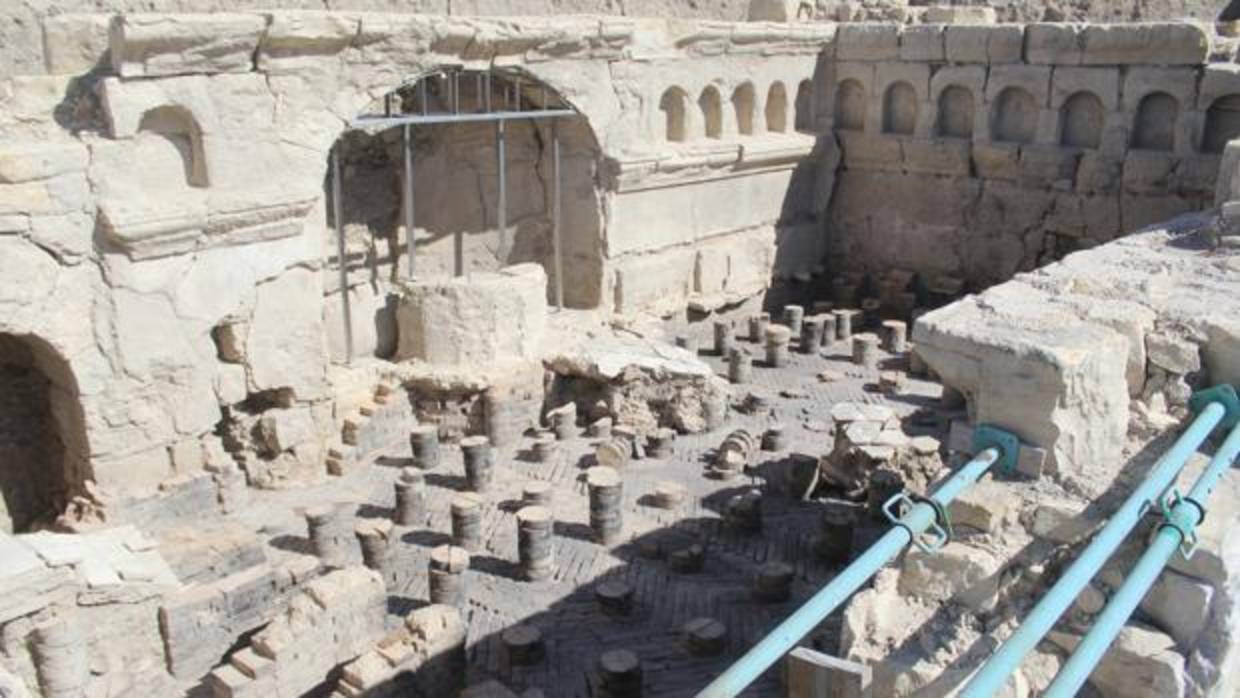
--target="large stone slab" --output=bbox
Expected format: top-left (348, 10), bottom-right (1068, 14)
top-left (914, 281), bottom-right (1130, 478)
top-left (394, 263), bottom-right (547, 366)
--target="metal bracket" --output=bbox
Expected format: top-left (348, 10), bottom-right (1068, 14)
top-left (973, 424), bottom-right (1020, 475)
top-left (1158, 489), bottom-right (1203, 560)
top-left (883, 492), bottom-right (949, 554)
top-left (1189, 385), bottom-right (1240, 430)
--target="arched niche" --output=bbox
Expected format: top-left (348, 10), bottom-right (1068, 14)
top-left (766, 82), bottom-right (788, 133)
top-left (699, 86), bottom-right (723, 139)
top-left (992, 86), bottom-right (1038, 144)
top-left (1132, 92), bottom-right (1178, 151)
top-left (883, 81), bottom-right (918, 135)
top-left (1060, 91), bottom-right (1104, 149)
top-left (937, 85), bottom-right (974, 138)
top-left (661, 87), bottom-right (691, 143)
top-left (326, 66), bottom-right (608, 354)
top-left (732, 82), bottom-right (756, 136)
top-left (0, 334), bottom-right (90, 532)
top-left (834, 79), bottom-right (866, 132)
top-left (138, 105), bottom-right (209, 188)
top-left (794, 79), bottom-right (814, 132)
top-left (1203, 94), bottom-right (1240, 153)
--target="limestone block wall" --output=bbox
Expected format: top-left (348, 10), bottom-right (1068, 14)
top-left (604, 41), bottom-right (829, 314)
top-left (816, 21), bottom-right (1240, 290)
top-left (0, 9), bottom-right (836, 517)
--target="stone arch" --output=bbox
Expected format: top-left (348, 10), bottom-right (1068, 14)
top-left (883, 81), bottom-right (918, 135)
top-left (937, 85), bottom-right (974, 138)
top-left (1132, 92), bottom-right (1178, 151)
top-left (326, 65), bottom-right (610, 345)
top-left (992, 86), bottom-right (1038, 144)
top-left (1060, 91), bottom-right (1104, 149)
top-left (766, 81), bottom-right (788, 133)
top-left (138, 105), bottom-right (208, 188)
top-left (834, 79), bottom-right (866, 132)
top-left (732, 82), bottom-right (756, 136)
top-left (1203, 94), bottom-right (1240, 153)
top-left (661, 87), bottom-right (691, 142)
top-left (699, 86), bottom-right (723, 139)
top-left (0, 334), bottom-right (90, 533)
top-left (794, 79), bottom-right (814, 132)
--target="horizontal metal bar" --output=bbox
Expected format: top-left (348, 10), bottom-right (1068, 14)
top-left (350, 109), bottom-right (576, 130)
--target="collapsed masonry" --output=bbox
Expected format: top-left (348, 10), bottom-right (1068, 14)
top-left (2, 4), bottom-right (1240, 698)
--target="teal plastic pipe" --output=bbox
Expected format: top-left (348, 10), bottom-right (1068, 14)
top-left (694, 447), bottom-right (1002, 698)
top-left (958, 401), bottom-right (1227, 698)
top-left (1043, 419), bottom-right (1240, 698)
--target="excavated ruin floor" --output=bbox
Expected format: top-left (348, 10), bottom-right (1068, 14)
top-left (224, 329), bottom-right (948, 697)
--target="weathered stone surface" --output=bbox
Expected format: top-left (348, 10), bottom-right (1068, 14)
top-left (1050, 625), bottom-right (1187, 698)
top-left (395, 264), bottom-right (547, 366)
top-left (1080, 23), bottom-right (1210, 66)
top-left (949, 478), bottom-right (1011, 533)
top-left (246, 268), bottom-right (328, 401)
top-left (836, 23), bottom-right (900, 61)
top-left (110, 13), bottom-right (268, 77)
top-left (914, 282), bottom-right (1130, 479)
top-left (214, 568), bottom-right (386, 698)
top-left (898, 542), bottom-right (1002, 612)
top-left (1140, 569), bottom-right (1213, 649)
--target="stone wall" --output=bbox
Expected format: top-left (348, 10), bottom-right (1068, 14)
top-left (816, 21), bottom-right (1239, 289)
top-left (0, 10), bottom-right (834, 512)
top-left (913, 211), bottom-right (1239, 484)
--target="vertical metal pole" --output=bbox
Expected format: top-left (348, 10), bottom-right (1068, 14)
top-left (332, 147), bottom-right (354, 364)
top-left (420, 79), bottom-right (428, 115)
top-left (497, 119), bottom-right (507, 266)
top-left (552, 120), bottom-right (564, 311)
top-left (403, 124), bottom-right (416, 280)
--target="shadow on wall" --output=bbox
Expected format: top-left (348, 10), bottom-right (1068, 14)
top-left (0, 334), bottom-right (91, 533)
top-left (765, 55), bottom-right (839, 312)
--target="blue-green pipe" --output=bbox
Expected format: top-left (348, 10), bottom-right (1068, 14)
top-left (959, 402), bottom-right (1227, 698)
top-left (1043, 420), bottom-right (1240, 698)
top-left (694, 447), bottom-right (1002, 698)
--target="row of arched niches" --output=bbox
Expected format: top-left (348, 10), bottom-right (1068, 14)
top-left (658, 80), bottom-right (816, 141)
top-left (657, 76), bottom-right (1240, 153)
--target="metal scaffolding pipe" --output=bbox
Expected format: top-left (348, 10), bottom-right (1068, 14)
top-left (959, 400), bottom-right (1228, 698)
top-left (695, 446), bottom-right (1005, 697)
top-left (1044, 417), bottom-right (1240, 698)
top-left (402, 124), bottom-right (416, 280)
top-left (552, 120), bottom-right (564, 311)
top-left (331, 147), bottom-right (353, 364)
top-left (497, 119), bottom-right (507, 266)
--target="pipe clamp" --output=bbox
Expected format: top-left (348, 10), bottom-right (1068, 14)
top-left (883, 492), bottom-right (951, 553)
top-left (1158, 489), bottom-right (1203, 560)
top-left (1190, 385), bottom-right (1240, 430)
